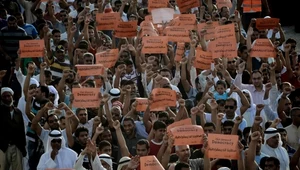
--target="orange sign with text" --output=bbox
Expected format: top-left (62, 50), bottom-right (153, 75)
top-left (166, 26), bottom-right (191, 42)
top-left (95, 49), bottom-right (119, 68)
top-left (170, 125), bottom-right (204, 145)
top-left (114, 21), bottom-right (138, 38)
top-left (150, 88), bottom-right (177, 111)
top-left (250, 39), bottom-right (276, 58)
top-left (177, 0), bottom-right (200, 13)
top-left (207, 134), bottom-right (240, 160)
top-left (96, 13), bottom-right (121, 30)
top-left (76, 65), bottom-right (104, 76)
top-left (140, 156), bottom-right (164, 170)
top-left (142, 36), bottom-right (168, 54)
top-left (72, 88), bottom-right (100, 108)
top-left (210, 38), bottom-right (237, 58)
top-left (197, 22), bottom-right (219, 40)
top-left (256, 18), bottom-right (280, 30)
top-left (19, 40), bottom-right (45, 58)
top-left (136, 98), bottom-right (149, 111)
top-left (194, 49), bottom-right (213, 69)
top-left (167, 118), bottom-right (192, 133)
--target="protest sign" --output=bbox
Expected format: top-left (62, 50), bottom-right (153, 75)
top-left (72, 88), bottom-right (100, 108)
top-left (19, 40), bottom-right (44, 58)
top-left (171, 125), bottom-right (204, 145)
top-left (96, 49), bottom-right (119, 68)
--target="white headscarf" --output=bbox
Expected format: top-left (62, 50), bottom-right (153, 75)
top-left (30, 78), bottom-right (40, 87)
top-left (261, 128), bottom-right (289, 170)
top-left (99, 154), bottom-right (113, 169)
top-left (48, 85), bottom-right (59, 106)
top-left (117, 156), bottom-right (131, 170)
top-left (1, 87), bottom-right (14, 95)
top-left (45, 130), bottom-right (66, 153)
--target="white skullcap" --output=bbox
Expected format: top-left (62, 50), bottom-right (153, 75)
top-left (117, 156), bottom-right (131, 170)
top-left (218, 168), bottom-right (230, 170)
top-left (30, 78), bottom-right (40, 86)
top-left (264, 16), bottom-right (271, 18)
top-left (1, 87), bottom-right (14, 96)
top-left (99, 154), bottom-right (113, 169)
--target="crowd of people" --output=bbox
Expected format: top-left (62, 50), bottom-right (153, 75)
top-left (0, 0), bottom-right (299, 170)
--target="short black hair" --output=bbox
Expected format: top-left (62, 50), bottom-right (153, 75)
top-left (175, 162), bottom-right (190, 170)
top-left (98, 140), bottom-right (111, 150)
top-left (153, 121), bottom-right (166, 131)
top-left (204, 122), bottom-right (216, 130)
top-left (136, 139), bottom-right (150, 149)
top-left (75, 126), bottom-right (89, 137)
top-left (40, 85), bottom-right (50, 98)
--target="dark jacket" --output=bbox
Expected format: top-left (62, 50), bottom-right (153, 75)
top-left (0, 104), bottom-right (27, 156)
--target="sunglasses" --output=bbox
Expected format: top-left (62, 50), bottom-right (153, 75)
top-left (225, 105), bottom-right (234, 109)
top-left (51, 139), bottom-right (62, 143)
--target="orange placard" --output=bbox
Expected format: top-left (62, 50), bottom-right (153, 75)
top-left (210, 38), bottom-right (237, 58)
top-left (76, 64), bottom-right (104, 76)
top-left (172, 14), bottom-right (197, 30)
top-left (194, 49), bottom-right (213, 69)
top-left (177, 0), bottom-right (200, 13)
top-left (72, 88), bottom-right (100, 108)
top-left (19, 40), bottom-right (45, 58)
top-left (197, 22), bottom-right (219, 40)
top-left (148, 0), bottom-right (168, 12)
top-left (150, 88), bottom-right (177, 111)
top-left (96, 13), bottom-right (121, 30)
top-left (167, 118), bottom-right (192, 133)
top-left (114, 21), bottom-right (137, 38)
top-left (250, 39), bottom-right (276, 58)
top-left (216, 0), bottom-right (232, 9)
top-left (95, 49), bottom-right (119, 68)
top-left (140, 156), bottom-right (164, 170)
top-left (136, 98), bottom-right (149, 111)
top-left (256, 18), bottom-right (280, 30)
top-left (140, 21), bottom-right (158, 36)
top-left (142, 36), bottom-right (168, 54)
top-left (175, 42), bottom-right (185, 61)
top-left (207, 134), bottom-right (240, 160)
top-left (215, 24), bottom-right (236, 39)
top-left (166, 26), bottom-right (191, 42)
top-left (170, 125), bottom-right (204, 145)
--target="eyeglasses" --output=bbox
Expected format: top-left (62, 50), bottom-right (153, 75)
top-left (225, 105), bottom-right (234, 109)
top-left (51, 139), bottom-right (62, 143)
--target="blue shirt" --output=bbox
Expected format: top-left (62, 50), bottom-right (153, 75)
top-left (214, 91), bottom-right (229, 100)
top-left (21, 23), bottom-right (38, 38)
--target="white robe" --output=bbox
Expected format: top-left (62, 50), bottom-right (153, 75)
top-left (37, 147), bottom-right (77, 170)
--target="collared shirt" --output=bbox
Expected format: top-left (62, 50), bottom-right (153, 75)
top-left (285, 124), bottom-right (300, 150)
top-left (124, 132), bottom-right (145, 156)
top-left (234, 73), bottom-right (266, 105)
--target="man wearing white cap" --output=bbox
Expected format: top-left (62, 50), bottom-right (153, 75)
top-left (261, 128), bottom-right (289, 170)
top-left (37, 130), bottom-right (77, 170)
top-left (0, 87), bottom-right (27, 170)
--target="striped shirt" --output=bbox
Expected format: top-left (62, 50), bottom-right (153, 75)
top-left (0, 26), bottom-right (27, 59)
top-left (49, 57), bottom-right (71, 78)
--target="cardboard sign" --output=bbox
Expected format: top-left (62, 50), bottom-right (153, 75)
top-left (142, 36), bottom-right (168, 54)
top-left (140, 21), bottom-right (158, 36)
top-left (172, 14), bottom-right (197, 30)
top-left (197, 22), bottom-right (219, 40)
top-left (250, 39), bottom-right (276, 58)
top-left (96, 13), bottom-right (121, 30)
top-left (136, 98), bottom-right (149, 111)
top-left (207, 134), bottom-right (240, 160)
top-left (194, 49), bottom-right (213, 69)
top-left (19, 40), bottom-right (45, 58)
top-left (256, 18), bottom-right (280, 30)
top-left (95, 49), bottom-right (119, 68)
top-left (215, 24), bottom-right (236, 39)
top-left (72, 88), bottom-right (100, 108)
top-left (176, 0), bottom-right (200, 13)
top-left (76, 65), bottom-right (104, 76)
top-left (150, 88), bottom-right (177, 111)
top-left (210, 38), bottom-right (237, 58)
top-left (151, 8), bottom-right (174, 24)
top-left (114, 21), bottom-right (138, 38)
top-left (175, 42), bottom-right (185, 61)
top-left (171, 125), bottom-right (204, 145)
top-left (167, 118), bottom-right (192, 133)
top-left (148, 0), bottom-right (168, 11)
top-left (166, 26), bottom-right (191, 42)
top-left (140, 156), bottom-right (164, 170)
top-left (216, 0), bottom-right (232, 9)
